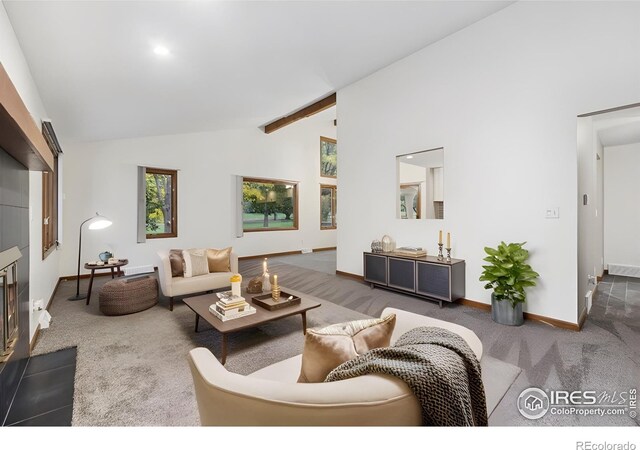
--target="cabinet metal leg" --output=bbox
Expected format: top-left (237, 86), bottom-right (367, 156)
top-left (439, 300), bottom-right (443, 308)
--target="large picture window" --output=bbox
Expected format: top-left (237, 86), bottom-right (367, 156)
top-left (145, 167), bottom-right (178, 239)
top-left (242, 178), bottom-right (298, 232)
top-left (320, 184), bottom-right (337, 229)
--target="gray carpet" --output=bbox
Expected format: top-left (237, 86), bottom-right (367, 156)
top-left (34, 270), bottom-right (517, 426)
top-left (244, 252), bottom-right (640, 426)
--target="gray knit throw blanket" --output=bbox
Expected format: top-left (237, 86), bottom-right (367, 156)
top-left (325, 326), bottom-right (488, 426)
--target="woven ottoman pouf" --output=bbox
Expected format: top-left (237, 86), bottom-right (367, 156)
top-left (99, 275), bottom-right (158, 316)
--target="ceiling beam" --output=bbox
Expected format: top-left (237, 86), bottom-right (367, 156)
top-left (264, 93), bottom-right (336, 134)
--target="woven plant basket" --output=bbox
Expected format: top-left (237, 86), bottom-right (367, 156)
top-left (99, 276), bottom-right (158, 316)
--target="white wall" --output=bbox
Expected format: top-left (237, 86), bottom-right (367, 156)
top-left (337, 2), bottom-right (640, 324)
top-left (0, 2), bottom-right (59, 340)
top-left (60, 108), bottom-right (337, 277)
top-left (604, 143), bottom-right (640, 269)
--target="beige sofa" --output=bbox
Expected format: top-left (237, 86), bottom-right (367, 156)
top-left (188, 307), bottom-right (482, 426)
top-left (157, 250), bottom-right (239, 311)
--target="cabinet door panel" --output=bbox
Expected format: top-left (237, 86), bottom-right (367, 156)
top-left (416, 262), bottom-right (450, 301)
top-left (364, 254), bottom-right (387, 285)
top-left (388, 258), bottom-right (415, 292)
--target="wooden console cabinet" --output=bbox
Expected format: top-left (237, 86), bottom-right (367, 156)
top-left (363, 252), bottom-right (465, 307)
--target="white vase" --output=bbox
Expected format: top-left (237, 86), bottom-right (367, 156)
top-left (262, 272), bottom-right (271, 292)
top-left (381, 235), bottom-right (395, 252)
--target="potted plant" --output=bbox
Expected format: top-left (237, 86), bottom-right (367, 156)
top-left (479, 242), bottom-right (539, 326)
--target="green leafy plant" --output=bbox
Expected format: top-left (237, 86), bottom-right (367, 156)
top-left (479, 242), bottom-right (540, 308)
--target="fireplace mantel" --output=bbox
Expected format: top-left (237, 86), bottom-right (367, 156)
top-left (0, 247), bottom-right (21, 271)
top-left (0, 63), bottom-right (53, 171)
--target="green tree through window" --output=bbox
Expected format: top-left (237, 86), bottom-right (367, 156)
top-left (242, 178), bottom-right (298, 231)
top-left (145, 168), bottom-right (177, 238)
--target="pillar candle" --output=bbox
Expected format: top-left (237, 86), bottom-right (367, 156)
top-left (438, 230), bottom-right (443, 244)
top-left (447, 232), bottom-right (451, 248)
top-left (263, 258), bottom-right (267, 274)
top-left (273, 274), bottom-right (278, 286)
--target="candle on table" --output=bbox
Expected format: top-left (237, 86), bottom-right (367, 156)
top-left (263, 258), bottom-right (267, 274)
top-left (447, 232), bottom-right (451, 248)
top-left (273, 274), bottom-right (278, 286)
top-left (438, 230), bottom-right (443, 245)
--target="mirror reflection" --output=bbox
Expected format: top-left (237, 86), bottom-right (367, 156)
top-left (397, 147), bottom-right (444, 220)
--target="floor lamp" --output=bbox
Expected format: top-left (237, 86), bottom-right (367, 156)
top-left (68, 212), bottom-right (113, 301)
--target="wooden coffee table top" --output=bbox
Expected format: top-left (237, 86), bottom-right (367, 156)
top-left (183, 290), bottom-right (321, 334)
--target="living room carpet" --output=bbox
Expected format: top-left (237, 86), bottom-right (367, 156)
top-left (33, 279), bottom-right (516, 426)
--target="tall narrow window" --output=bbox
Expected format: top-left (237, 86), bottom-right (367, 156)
top-left (320, 136), bottom-right (337, 178)
top-left (42, 157), bottom-right (58, 259)
top-left (145, 167), bottom-right (178, 239)
top-left (320, 184), bottom-right (337, 229)
top-left (42, 121), bottom-right (62, 259)
top-left (242, 178), bottom-right (298, 232)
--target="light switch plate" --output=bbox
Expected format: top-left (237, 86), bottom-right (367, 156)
top-left (545, 207), bottom-right (559, 219)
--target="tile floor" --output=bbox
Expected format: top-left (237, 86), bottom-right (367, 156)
top-left (4, 347), bottom-right (76, 426)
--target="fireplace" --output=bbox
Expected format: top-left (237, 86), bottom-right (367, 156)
top-left (0, 247), bottom-right (21, 363)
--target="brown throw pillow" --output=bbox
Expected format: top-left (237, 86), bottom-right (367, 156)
top-left (207, 247), bottom-right (232, 272)
top-left (169, 249), bottom-right (184, 277)
top-left (297, 314), bottom-right (396, 383)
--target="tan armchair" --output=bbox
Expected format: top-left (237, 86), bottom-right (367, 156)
top-left (188, 307), bottom-right (482, 426)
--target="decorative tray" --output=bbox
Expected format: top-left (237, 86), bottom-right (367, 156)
top-left (251, 291), bottom-right (301, 311)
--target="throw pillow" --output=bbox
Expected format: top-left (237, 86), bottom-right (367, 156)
top-left (207, 247), bottom-right (232, 272)
top-left (169, 249), bottom-right (185, 277)
top-left (183, 248), bottom-right (210, 278)
top-left (297, 314), bottom-right (396, 383)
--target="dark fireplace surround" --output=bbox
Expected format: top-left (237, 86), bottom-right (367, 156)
top-left (1, 247), bottom-right (21, 364)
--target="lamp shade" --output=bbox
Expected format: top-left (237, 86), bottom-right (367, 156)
top-left (88, 213), bottom-right (112, 230)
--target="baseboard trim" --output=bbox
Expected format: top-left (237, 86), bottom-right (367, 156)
top-left (30, 277), bottom-right (62, 354)
top-left (335, 270), bottom-right (364, 282)
top-left (459, 298), bottom-right (491, 312)
top-left (458, 297), bottom-right (580, 331)
top-left (239, 247), bottom-right (337, 261)
top-left (61, 266), bottom-right (158, 281)
top-left (60, 271), bottom-right (113, 281)
top-left (578, 307), bottom-right (588, 331)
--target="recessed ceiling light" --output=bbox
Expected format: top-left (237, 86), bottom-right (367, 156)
top-left (153, 45), bottom-right (170, 56)
top-left (406, 155), bottom-right (414, 159)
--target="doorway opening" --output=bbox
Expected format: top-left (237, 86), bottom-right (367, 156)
top-left (577, 103), bottom-right (640, 324)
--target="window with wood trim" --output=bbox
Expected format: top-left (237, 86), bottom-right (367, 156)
top-left (42, 121), bottom-right (62, 260)
top-left (320, 184), bottom-right (337, 229)
top-left (242, 177), bottom-right (298, 232)
top-left (42, 155), bottom-right (58, 259)
top-left (145, 167), bottom-right (178, 239)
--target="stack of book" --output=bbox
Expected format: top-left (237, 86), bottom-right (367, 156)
top-left (394, 246), bottom-right (427, 257)
top-left (209, 291), bottom-right (257, 322)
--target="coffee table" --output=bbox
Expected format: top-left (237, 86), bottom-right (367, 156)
top-left (183, 290), bottom-right (321, 364)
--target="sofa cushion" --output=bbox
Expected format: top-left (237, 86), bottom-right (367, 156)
top-left (297, 314), bottom-right (396, 383)
top-left (169, 249), bottom-right (185, 277)
top-left (207, 247), bottom-right (232, 272)
top-left (183, 248), bottom-right (209, 278)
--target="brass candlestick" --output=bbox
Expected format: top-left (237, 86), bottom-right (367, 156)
top-left (446, 247), bottom-right (452, 262)
top-left (272, 284), bottom-right (281, 301)
top-left (437, 243), bottom-right (444, 260)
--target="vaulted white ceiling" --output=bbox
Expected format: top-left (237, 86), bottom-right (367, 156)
top-left (4, 1), bottom-right (512, 142)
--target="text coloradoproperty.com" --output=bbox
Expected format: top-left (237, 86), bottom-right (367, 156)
top-left (552, 407), bottom-right (629, 416)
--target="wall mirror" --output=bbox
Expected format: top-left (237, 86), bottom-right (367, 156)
top-left (396, 147), bottom-right (444, 220)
